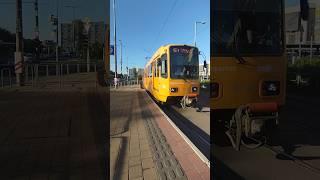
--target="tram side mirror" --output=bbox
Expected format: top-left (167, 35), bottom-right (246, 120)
top-left (300, 0), bottom-right (309, 21)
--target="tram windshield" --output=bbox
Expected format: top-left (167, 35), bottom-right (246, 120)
top-left (170, 46), bottom-right (199, 79)
top-left (212, 0), bottom-right (284, 56)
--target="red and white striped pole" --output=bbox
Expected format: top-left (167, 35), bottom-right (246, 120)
top-left (15, 0), bottom-right (24, 86)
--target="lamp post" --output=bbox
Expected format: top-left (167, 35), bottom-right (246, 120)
top-left (119, 40), bottom-right (122, 76)
top-left (194, 21), bottom-right (206, 47)
top-left (113, 0), bottom-right (118, 88)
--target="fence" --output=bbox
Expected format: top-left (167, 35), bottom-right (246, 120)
top-left (110, 79), bottom-right (142, 88)
top-left (0, 62), bottom-right (102, 88)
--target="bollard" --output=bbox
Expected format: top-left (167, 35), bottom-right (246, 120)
top-left (77, 64), bottom-right (80, 73)
top-left (67, 64), bottom-right (69, 75)
top-left (94, 64), bottom-right (97, 72)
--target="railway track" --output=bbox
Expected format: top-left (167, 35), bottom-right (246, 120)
top-left (160, 105), bottom-right (210, 159)
top-left (263, 144), bottom-right (320, 176)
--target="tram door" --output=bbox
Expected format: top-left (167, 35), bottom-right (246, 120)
top-left (152, 62), bottom-right (155, 92)
top-left (153, 59), bottom-right (160, 94)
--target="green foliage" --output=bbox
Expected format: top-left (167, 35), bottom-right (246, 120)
top-left (288, 57), bottom-right (320, 89)
top-left (0, 27), bottom-right (15, 42)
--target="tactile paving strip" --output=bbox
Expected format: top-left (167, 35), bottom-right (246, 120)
top-left (139, 94), bottom-right (187, 180)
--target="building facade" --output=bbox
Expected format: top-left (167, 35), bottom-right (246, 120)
top-left (61, 20), bottom-right (105, 54)
top-left (285, 2), bottom-right (320, 44)
top-left (199, 63), bottom-right (210, 81)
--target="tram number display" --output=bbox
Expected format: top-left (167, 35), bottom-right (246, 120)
top-left (172, 47), bottom-right (192, 54)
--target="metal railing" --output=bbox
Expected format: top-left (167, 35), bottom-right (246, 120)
top-left (0, 61), bottom-right (102, 89)
top-left (1, 67), bottom-right (12, 88)
top-left (109, 79), bottom-right (142, 88)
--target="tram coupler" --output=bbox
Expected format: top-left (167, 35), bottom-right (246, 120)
top-left (180, 95), bottom-right (197, 109)
top-left (226, 103), bottom-right (279, 151)
top-left (244, 103), bottom-right (279, 137)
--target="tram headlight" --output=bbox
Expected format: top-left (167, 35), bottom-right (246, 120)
top-left (261, 81), bottom-right (280, 96)
top-left (191, 87), bottom-right (198, 92)
top-left (170, 88), bottom-right (178, 93)
top-left (211, 82), bottom-right (219, 98)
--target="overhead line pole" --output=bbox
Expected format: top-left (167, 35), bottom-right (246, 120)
top-left (120, 40), bottom-right (122, 76)
top-left (55, 0), bottom-right (59, 76)
top-left (34, 0), bottom-right (39, 40)
top-left (113, 0), bottom-right (117, 88)
top-left (15, 0), bottom-right (24, 86)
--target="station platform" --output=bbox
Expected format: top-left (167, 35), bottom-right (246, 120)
top-left (110, 85), bottom-right (210, 180)
top-left (0, 73), bottom-right (210, 179)
top-left (0, 73), bottom-right (108, 179)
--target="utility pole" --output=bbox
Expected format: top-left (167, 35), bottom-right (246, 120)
top-left (194, 21), bottom-right (206, 47)
top-left (119, 40), bottom-right (122, 76)
top-left (34, 0), bottom-right (39, 40)
top-left (113, 0), bottom-right (117, 88)
top-left (56, 0), bottom-right (59, 75)
top-left (15, 0), bottom-right (24, 86)
top-left (126, 56), bottom-right (128, 81)
top-left (34, 0), bottom-right (40, 80)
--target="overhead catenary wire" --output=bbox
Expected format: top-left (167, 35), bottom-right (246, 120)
top-left (149, 0), bottom-right (179, 52)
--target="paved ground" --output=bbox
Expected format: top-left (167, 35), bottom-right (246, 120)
top-left (213, 94), bottom-right (320, 179)
top-left (110, 86), bottom-right (158, 180)
top-left (110, 86), bottom-right (210, 180)
top-left (0, 73), bottom-right (108, 180)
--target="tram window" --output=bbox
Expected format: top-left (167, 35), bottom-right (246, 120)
top-left (157, 59), bottom-right (161, 77)
top-left (160, 54), bottom-right (167, 78)
top-left (148, 65), bottom-right (152, 77)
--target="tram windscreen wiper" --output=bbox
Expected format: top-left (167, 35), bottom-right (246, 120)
top-left (233, 47), bottom-right (246, 64)
top-left (232, 20), bottom-right (246, 64)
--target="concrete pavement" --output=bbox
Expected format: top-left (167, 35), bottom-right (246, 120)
top-left (0, 73), bottom-right (108, 180)
top-left (110, 85), bottom-right (210, 180)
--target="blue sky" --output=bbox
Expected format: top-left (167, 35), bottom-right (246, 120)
top-left (110, 0), bottom-right (210, 72)
top-left (0, 0), bottom-right (107, 41)
top-left (110, 0), bottom-right (301, 72)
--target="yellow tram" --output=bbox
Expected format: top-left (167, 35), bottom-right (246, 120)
top-left (211, 0), bottom-right (287, 150)
top-left (143, 44), bottom-right (200, 108)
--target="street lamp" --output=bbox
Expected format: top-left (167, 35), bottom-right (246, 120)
top-left (113, 0), bottom-right (117, 88)
top-left (194, 21), bottom-right (206, 47)
top-left (119, 40), bottom-right (122, 76)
